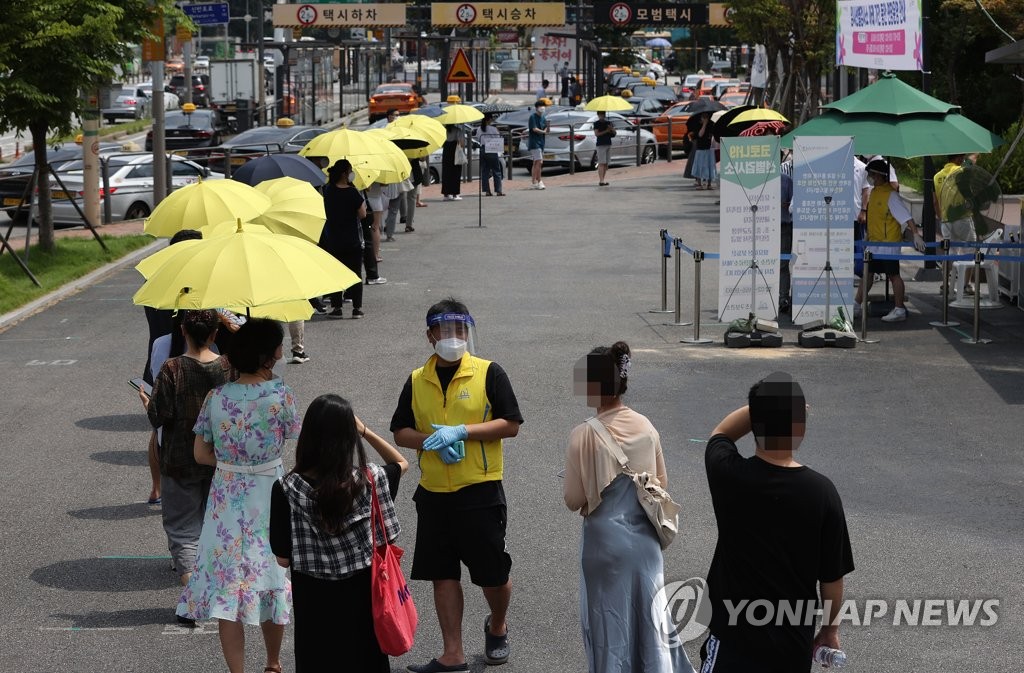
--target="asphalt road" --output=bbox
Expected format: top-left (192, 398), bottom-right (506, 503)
top-left (1, 166), bottom-right (1022, 673)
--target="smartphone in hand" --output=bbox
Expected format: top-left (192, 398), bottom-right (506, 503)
top-left (128, 378), bottom-right (153, 396)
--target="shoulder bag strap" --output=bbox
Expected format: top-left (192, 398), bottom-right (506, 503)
top-left (585, 417), bottom-right (631, 471)
top-left (366, 467), bottom-right (384, 549)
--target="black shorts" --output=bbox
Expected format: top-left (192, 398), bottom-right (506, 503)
top-left (699, 634), bottom-right (804, 673)
top-left (868, 257), bottom-right (900, 277)
top-left (410, 503), bottom-right (512, 587)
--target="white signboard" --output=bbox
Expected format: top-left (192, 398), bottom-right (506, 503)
top-left (836, 0), bottom-right (923, 71)
top-left (531, 26), bottom-right (577, 73)
top-left (718, 137), bottom-right (782, 322)
top-left (790, 137), bottom-right (857, 324)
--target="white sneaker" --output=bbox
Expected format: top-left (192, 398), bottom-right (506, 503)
top-left (452, 195), bottom-right (463, 201)
top-left (881, 306), bottom-right (907, 322)
top-left (537, 181), bottom-right (546, 190)
top-left (443, 195), bottom-right (453, 201)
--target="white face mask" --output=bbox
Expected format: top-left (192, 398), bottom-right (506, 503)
top-left (434, 338), bottom-right (467, 362)
top-left (348, 172), bottom-right (356, 183)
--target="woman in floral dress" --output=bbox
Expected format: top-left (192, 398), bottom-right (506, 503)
top-left (178, 319), bottom-right (300, 673)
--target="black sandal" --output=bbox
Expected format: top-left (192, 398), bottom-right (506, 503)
top-left (484, 616), bottom-right (509, 665)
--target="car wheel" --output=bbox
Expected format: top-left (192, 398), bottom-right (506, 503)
top-left (641, 144), bottom-right (657, 165)
top-left (124, 202), bottom-right (151, 220)
top-left (428, 167), bottom-right (440, 185)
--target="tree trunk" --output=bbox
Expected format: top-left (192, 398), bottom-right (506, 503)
top-left (30, 121), bottom-right (53, 252)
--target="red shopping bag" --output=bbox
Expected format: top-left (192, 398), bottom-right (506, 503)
top-left (368, 470), bottom-right (417, 656)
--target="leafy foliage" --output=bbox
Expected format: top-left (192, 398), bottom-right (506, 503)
top-left (978, 118), bottom-right (1024, 194)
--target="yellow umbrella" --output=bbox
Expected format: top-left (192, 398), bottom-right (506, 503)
top-left (389, 115), bottom-right (446, 158)
top-left (199, 219), bottom-right (273, 238)
top-left (728, 108), bottom-right (790, 126)
top-left (250, 176), bottom-right (326, 243)
top-left (584, 95), bottom-right (633, 112)
top-left (143, 180), bottom-right (272, 238)
top-left (132, 220), bottom-right (361, 311)
top-left (301, 129), bottom-right (411, 184)
top-left (225, 299), bottom-right (314, 322)
top-left (435, 104), bottom-right (485, 125)
top-left (135, 238), bottom-right (203, 280)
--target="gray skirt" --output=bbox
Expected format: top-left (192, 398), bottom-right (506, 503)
top-left (580, 474), bottom-right (695, 673)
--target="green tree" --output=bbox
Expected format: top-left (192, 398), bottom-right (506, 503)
top-left (0, 0), bottom-right (177, 251)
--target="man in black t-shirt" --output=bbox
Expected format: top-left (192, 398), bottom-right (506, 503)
top-left (592, 110), bottom-right (614, 187)
top-left (391, 298), bottom-right (523, 673)
top-left (701, 372), bottom-right (854, 672)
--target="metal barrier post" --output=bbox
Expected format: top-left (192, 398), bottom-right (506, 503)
top-left (682, 249), bottom-right (713, 344)
top-left (568, 123), bottom-right (575, 175)
top-left (859, 249), bottom-right (878, 343)
top-left (101, 157), bottom-right (112, 225)
top-left (929, 239), bottom-right (960, 328)
top-left (650, 229), bottom-right (672, 313)
top-left (962, 250), bottom-right (992, 344)
top-left (666, 117), bottom-right (673, 162)
top-left (635, 122), bottom-right (642, 166)
top-left (506, 129), bottom-right (514, 180)
top-left (667, 237), bottom-right (693, 326)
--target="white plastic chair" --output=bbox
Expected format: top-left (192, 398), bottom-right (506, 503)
top-left (951, 227), bottom-right (1002, 309)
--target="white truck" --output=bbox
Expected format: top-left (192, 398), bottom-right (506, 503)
top-left (208, 59), bottom-right (258, 133)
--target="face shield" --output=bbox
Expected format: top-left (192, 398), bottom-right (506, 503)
top-left (426, 312), bottom-right (477, 362)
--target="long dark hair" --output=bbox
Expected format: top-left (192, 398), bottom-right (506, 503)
top-left (588, 340), bottom-right (632, 396)
top-left (292, 394), bottom-right (369, 534)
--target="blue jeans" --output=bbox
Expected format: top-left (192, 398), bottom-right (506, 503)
top-left (481, 153), bottom-right (503, 194)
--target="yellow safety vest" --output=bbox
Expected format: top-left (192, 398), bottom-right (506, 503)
top-left (935, 164), bottom-right (966, 222)
top-left (866, 183), bottom-right (903, 243)
top-left (410, 353), bottom-right (502, 493)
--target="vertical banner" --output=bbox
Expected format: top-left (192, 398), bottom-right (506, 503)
top-left (718, 137), bottom-right (781, 322)
top-left (790, 137), bottom-right (857, 324)
top-left (531, 27), bottom-right (577, 71)
top-left (836, 0), bottom-right (923, 71)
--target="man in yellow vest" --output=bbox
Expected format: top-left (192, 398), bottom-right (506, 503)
top-left (933, 154), bottom-right (976, 293)
top-left (391, 298), bottom-right (523, 673)
top-left (854, 159), bottom-right (922, 322)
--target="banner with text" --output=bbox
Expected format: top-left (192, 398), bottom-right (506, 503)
top-left (272, 4), bottom-right (407, 28)
top-left (594, 2), bottom-right (709, 26)
top-left (790, 137), bottom-right (857, 324)
top-left (836, 0), bottom-right (922, 71)
top-left (531, 27), bottom-right (577, 72)
top-left (719, 137), bottom-right (782, 322)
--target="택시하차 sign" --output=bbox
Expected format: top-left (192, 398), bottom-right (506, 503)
top-left (182, 2), bottom-right (229, 25)
top-left (272, 3), bottom-right (407, 27)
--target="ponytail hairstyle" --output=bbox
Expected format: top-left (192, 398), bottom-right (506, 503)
top-left (587, 340), bottom-right (632, 396)
top-left (292, 394), bottom-right (369, 534)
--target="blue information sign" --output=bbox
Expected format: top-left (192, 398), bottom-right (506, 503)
top-left (182, 2), bottom-right (230, 25)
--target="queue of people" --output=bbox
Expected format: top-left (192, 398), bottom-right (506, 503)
top-left (140, 291), bottom-right (854, 673)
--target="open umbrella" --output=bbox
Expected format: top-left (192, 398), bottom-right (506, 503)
top-left (727, 108), bottom-right (790, 137)
top-left (230, 153), bottom-right (326, 187)
top-left (711, 104), bottom-right (756, 139)
top-left (584, 95), bottom-right (634, 112)
top-left (300, 128), bottom-right (411, 184)
top-left (132, 220), bottom-right (360, 311)
top-left (410, 105), bottom-right (446, 118)
top-left (435, 104), bottom-right (485, 125)
top-left (729, 108), bottom-right (790, 126)
top-left (781, 110), bottom-right (1004, 157)
top-left (365, 127), bottom-right (432, 152)
top-left (389, 115), bottom-right (447, 159)
top-left (687, 98), bottom-right (727, 116)
top-left (250, 177), bottom-right (326, 243)
top-left (143, 179), bottom-right (272, 238)
top-left (822, 72), bottom-right (959, 116)
top-left (646, 38), bottom-right (672, 48)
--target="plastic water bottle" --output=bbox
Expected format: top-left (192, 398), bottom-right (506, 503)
top-left (813, 646), bottom-right (847, 668)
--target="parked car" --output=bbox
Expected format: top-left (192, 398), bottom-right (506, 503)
top-left (719, 92), bottom-right (749, 109)
top-left (494, 106), bottom-right (571, 163)
top-left (499, 59), bottom-right (522, 73)
top-left (136, 81), bottom-right (181, 110)
top-left (516, 111), bottom-right (658, 171)
top-left (0, 143), bottom-right (122, 220)
top-left (34, 153), bottom-right (224, 226)
top-left (622, 97), bottom-right (668, 130)
top-left (650, 101), bottom-right (697, 153)
top-left (632, 53), bottom-right (665, 79)
top-left (145, 109), bottom-right (223, 155)
top-left (102, 88), bottom-right (151, 124)
top-left (209, 122), bottom-right (327, 172)
top-left (168, 74), bottom-right (210, 107)
top-left (677, 73), bottom-right (705, 100)
top-left (368, 82), bottom-right (425, 122)
top-left (165, 58), bottom-right (185, 75)
top-left (193, 55), bottom-right (211, 70)
top-left (629, 85), bottom-right (681, 105)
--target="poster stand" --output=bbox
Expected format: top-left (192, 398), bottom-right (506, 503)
top-left (724, 204), bottom-right (782, 348)
top-left (797, 196), bottom-right (857, 348)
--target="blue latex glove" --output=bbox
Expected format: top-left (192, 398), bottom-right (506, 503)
top-left (423, 423), bottom-right (468, 452)
top-left (439, 441), bottom-right (465, 464)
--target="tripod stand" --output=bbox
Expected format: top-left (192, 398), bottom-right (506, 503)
top-left (723, 203), bottom-right (782, 347)
top-left (796, 195), bottom-right (856, 348)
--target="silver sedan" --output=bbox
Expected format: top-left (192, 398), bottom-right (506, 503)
top-left (517, 111), bottom-right (658, 171)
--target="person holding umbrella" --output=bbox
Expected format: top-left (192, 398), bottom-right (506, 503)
top-left (320, 159), bottom-right (368, 319)
top-left (593, 110), bottom-right (615, 187)
top-left (692, 112), bottom-right (717, 190)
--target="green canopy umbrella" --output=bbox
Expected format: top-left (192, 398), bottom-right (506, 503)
top-left (781, 110), bottom-right (1004, 158)
top-left (822, 72), bottom-right (959, 116)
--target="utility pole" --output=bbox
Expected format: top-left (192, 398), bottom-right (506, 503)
top-left (916, 0), bottom-right (940, 279)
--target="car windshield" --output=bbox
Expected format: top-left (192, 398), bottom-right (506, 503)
top-left (166, 112), bottom-right (212, 128)
top-left (58, 156), bottom-right (135, 172)
top-left (228, 128), bottom-right (286, 143)
top-left (375, 86), bottom-right (409, 94)
top-left (666, 104), bottom-right (694, 116)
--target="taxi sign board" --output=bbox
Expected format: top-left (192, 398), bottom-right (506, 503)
top-left (446, 48), bottom-right (476, 83)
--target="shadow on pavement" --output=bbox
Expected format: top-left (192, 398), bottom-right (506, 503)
top-left (75, 414), bottom-right (151, 433)
top-left (31, 558), bottom-right (177, 592)
top-left (68, 503), bottom-right (160, 520)
top-left (49, 607), bottom-right (174, 628)
top-left (90, 450), bottom-right (148, 467)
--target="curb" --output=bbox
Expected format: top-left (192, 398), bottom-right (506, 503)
top-left (0, 238), bottom-right (164, 332)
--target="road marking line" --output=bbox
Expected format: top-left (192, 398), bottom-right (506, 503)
top-left (39, 626), bottom-right (136, 632)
